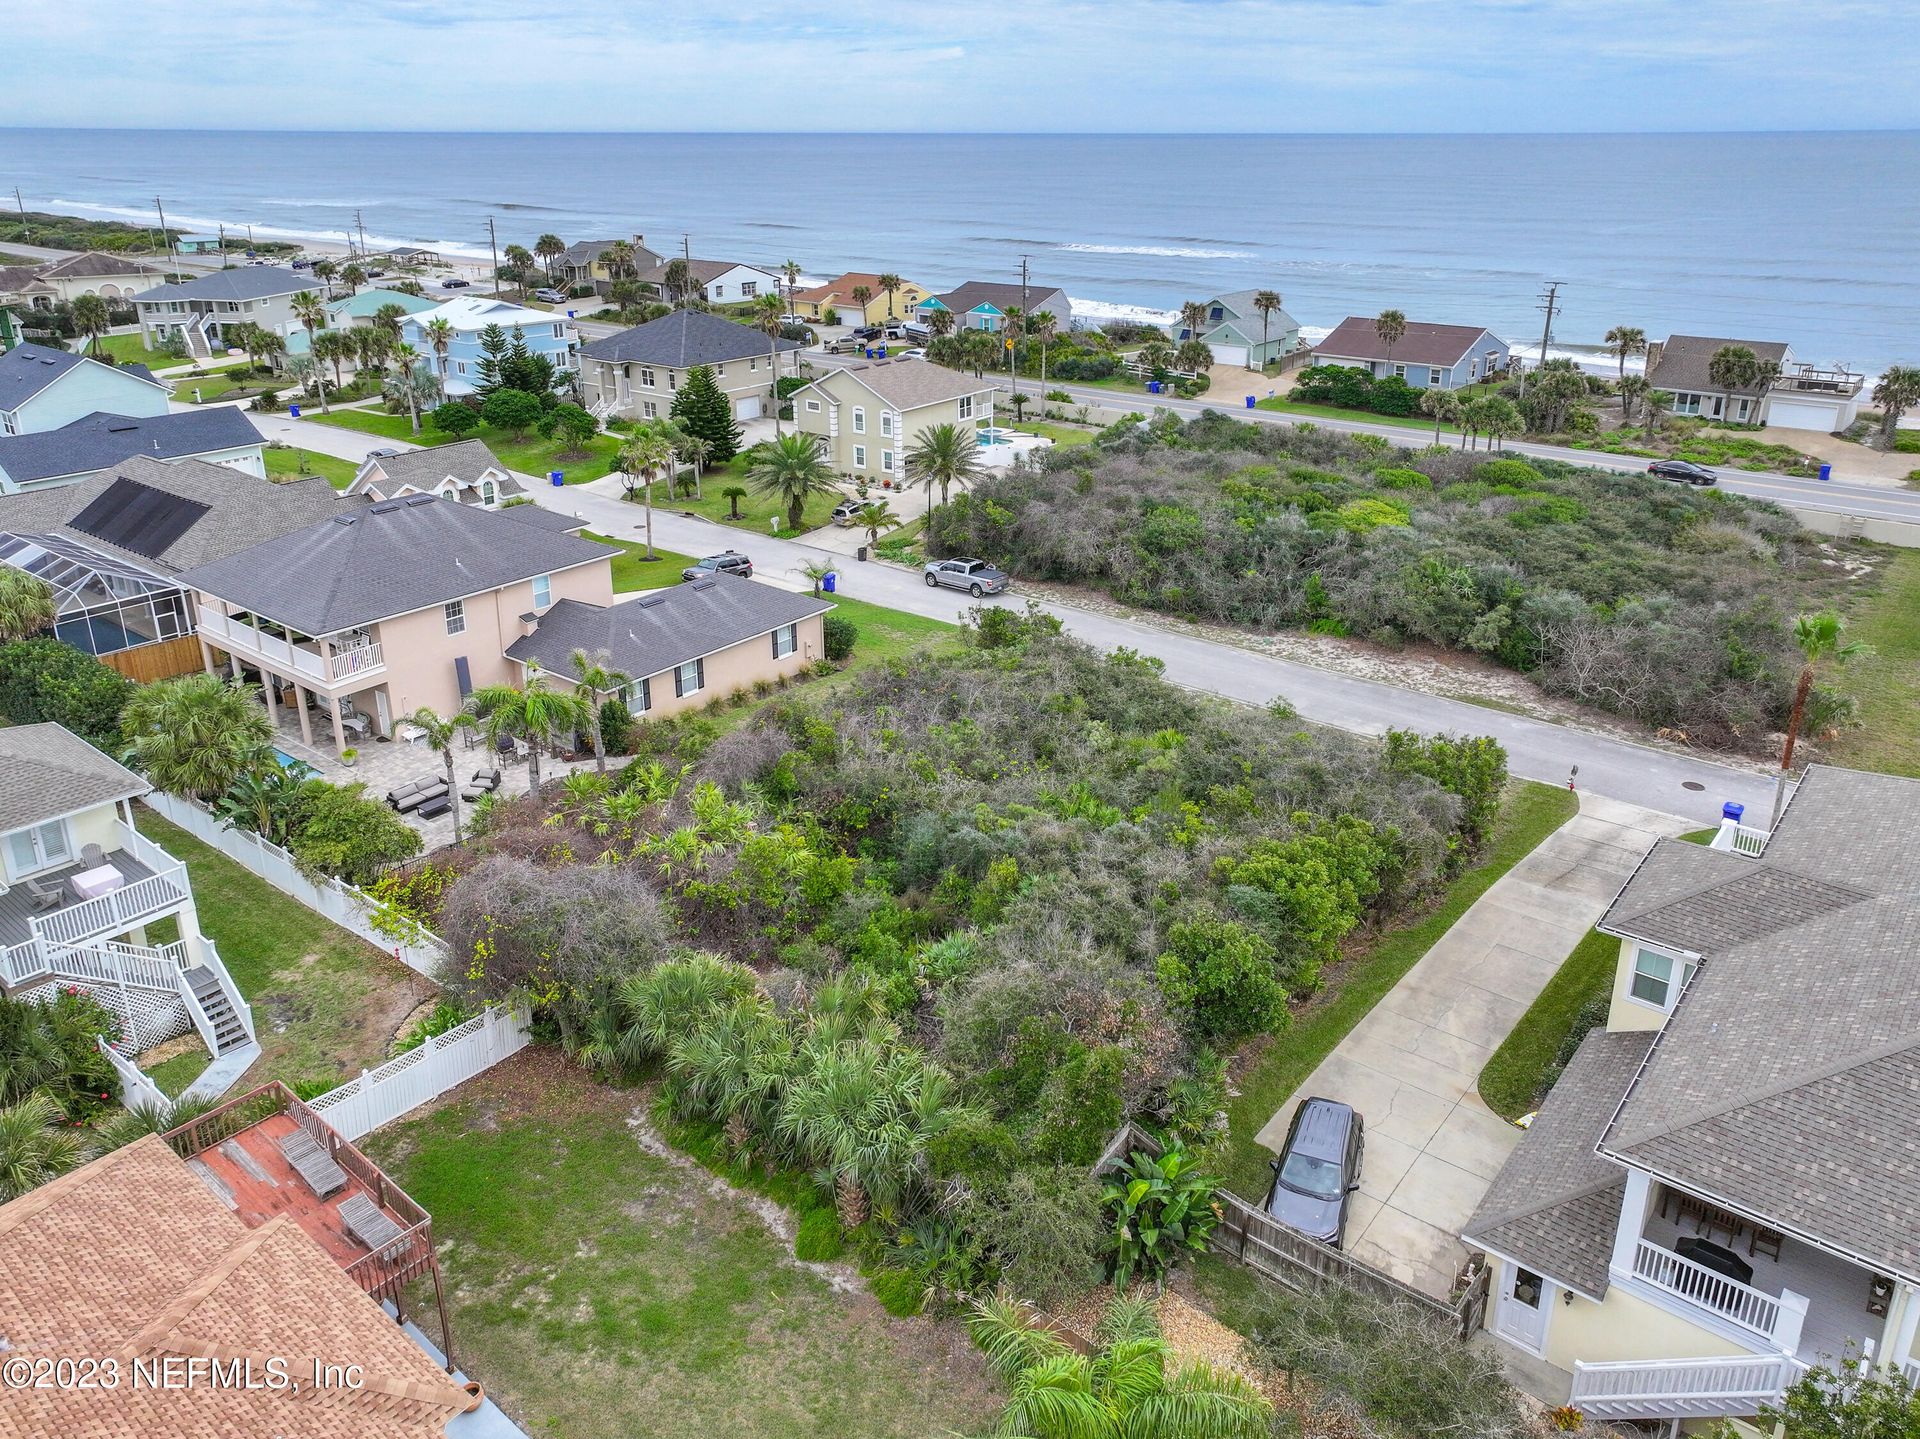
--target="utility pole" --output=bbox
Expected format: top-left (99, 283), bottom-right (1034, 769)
top-left (1525, 281), bottom-right (1562, 395)
top-left (1009, 254), bottom-right (1030, 407)
top-left (12, 187), bottom-right (26, 242)
top-left (486, 215), bottom-right (501, 299)
top-left (154, 196), bottom-right (182, 282)
top-left (355, 209), bottom-right (368, 258)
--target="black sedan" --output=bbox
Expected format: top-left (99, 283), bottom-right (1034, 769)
top-left (1648, 459), bottom-right (1718, 486)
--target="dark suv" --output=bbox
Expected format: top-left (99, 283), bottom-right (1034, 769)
top-left (1263, 1097), bottom-right (1364, 1247)
top-left (682, 551), bottom-right (753, 582)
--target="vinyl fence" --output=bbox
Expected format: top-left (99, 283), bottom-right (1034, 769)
top-left (139, 792), bottom-right (448, 977)
top-left (306, 1004), bottom-right (531, 1141)
top-left (96, 1035), bottom-right (173, 1117)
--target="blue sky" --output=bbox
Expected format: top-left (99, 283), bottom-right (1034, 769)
top-left (4, 0), bottom-right (1918, 132)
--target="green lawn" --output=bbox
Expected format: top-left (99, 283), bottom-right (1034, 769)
top-left (141, 1044), bottom-right (212, 1098)
top-left (264, 445), bottom-right (359, 489)
top-left (583, 530), bottom-right (700, 591)
top-left (361, 1058), bottom-right (1001, 1439)
top-left (1476, 928), bottom-right (1616, 1121)
top-left (307, 408), bottom-right (429, 442)
top-left (1218, 780), bottom-right (1580, 1198)
top-left (309, 407), bottom-right (627, 483)
top-left (135, 809), bottom-right (432, 1090)
top-left (631, 451), bottom-right (843, 538)
top-left (1827, 548), bottom-right (1920, 778)
top-left (168, 367), bottom-right (282, 405)
top-left (1023, 420), bottom-right (1098, 448)
top-left (89, 332), bottom-right (167, 365)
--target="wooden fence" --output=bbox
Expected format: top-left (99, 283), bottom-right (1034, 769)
top-left (1097, 1122), bottom-right (1488, 1340)
top-left (98, 635), bottom-right (205, 683)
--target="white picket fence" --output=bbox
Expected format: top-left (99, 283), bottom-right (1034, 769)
top-left (307, 1004), bottom-right (531, 1140)
top-left (139, 792), bottom-right (448, 977)
top-left (96, 1035), bottom-right (173, 1117)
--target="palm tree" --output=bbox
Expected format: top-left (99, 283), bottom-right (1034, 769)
top-left (752, 292), bottom-right (789, 436)
top-left (877, 273), bottom-right (903, 319)
top-left (748, 431), bottom-right (838, 531)
top-left (1707, 344), bottom-right (1762, 416)
top-left (663, 258), bottom-right (697, 307)
top-left (1419, 387), bottom-right (1459, 444)
top-left (1604, 324), bottom-right (1647, 382)
top-left (1028, 309), bottom-right (1058, 391)
top-left (618, 426), bottom-right (679, 560)
top-left (393, 707), bottom-right (470, 841)
top-left (310, 257), bottom-right (337, 297)
top-left (71, 293), bottom-right (110, 357)
top-left (0, 569), bottom-right (56, 642)
top-left (290, 290), bottom-right (328, 402)
top-left (1871, 365), bottom-right (1920, 447)
top-left (905, 421), bottom-right (986, 506)
top-left (387, 342), bottom-right (430, 435)
top-left (1375, 308), bottom-right (1408, 370)
top-left (1780, 612), bottom-right (1870, 774)
top-left (781, 259), bottom-right (803, 319)
top-left (1179, 300), bottom-right (1208, 348)
top-left (311, 328), bottom-right (355, 411)
top-left (423, 317), bottom-right (455, 391)
top-left (1643, 386), bottom-right (1673, 437)
top-left (464, 666), bottom-right (593, 797)
top-left (1252, 288), bottom-right (1284, 371)
top-left (927, 307), bottom-right (955, 342)
top-left (504, 244), bottom-right (535, 299)
top-left (796, 559), bottom-right (834, 597)
top-left (339, 262), bottom-right (367, 296)
top-left (967, 1290), bottom-right (1272, 1439)
top-left (225, 322), bottom-right (264, 374)
top-left (568, 650), bottom-right (630, 776)
top-left (535, 232), bottom-right (566, 284)
top-left (849, 285), bottom-right (873, 324)
top-left (855, 499), bottom-right (902, 553)
top-left (673, 432), bottom-right (712, 499)
top-left (1617, 374), bottom-right (1651, 427)
top-left (603, 240), bottom-right (635, 285)
top-left (122, 673), bottom-right (273, 800)
top-left (1483, 398), bottom-right (1524, 452)
top-left (0, 1092), bottom-right (92, 1203)
top-left (722, 485), bottom-right (749, 521)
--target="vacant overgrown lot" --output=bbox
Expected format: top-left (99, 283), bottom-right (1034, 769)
top-left (927, 412), bottom-right (1873, 749)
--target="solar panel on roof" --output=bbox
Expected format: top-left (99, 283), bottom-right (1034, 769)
top-left (68, 477), bottom-right (211, 561)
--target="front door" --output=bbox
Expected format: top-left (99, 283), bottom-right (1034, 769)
top-left (1495, 1264), bottom-right (1549, 1355)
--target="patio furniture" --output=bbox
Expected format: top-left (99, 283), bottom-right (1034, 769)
top-left (80, 842), bottom-right (106, 870)
top-left (340, 711), bottom-right (371, 741)
top-left (384, 776), bottom-right (450, 813)
top-left (416, 792), bottom-right (452, 820)
top-left (338, 1191), bottom-right (406, 1256)
top-left (24, 875), bottom-right (64, 911)
top-left (279, 1129), bottom-right (347, 1198)
top-left (1675, 1236), bottom-right (1755, 1289)
top-left (460, 766), bottom-right (502, 801)
top-left (396, 722), bottom-right (427, 747)
top-left (69, 864), bottom-right (126, 901)
top-left (1676, 1193), bottom-right (1745, 1246)
top-left (1749, 1224), bottom-right (1785, 1262)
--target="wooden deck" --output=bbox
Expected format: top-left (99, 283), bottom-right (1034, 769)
top-left (186, 1113), bottom-right (410, 1269)
top-left (0, 848), bottom-right (168, 950)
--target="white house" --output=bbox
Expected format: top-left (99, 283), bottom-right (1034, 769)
top-left (633, 258), bottom-right (783, 306)
top-left (579, 308), bottom-right (804, 424)
top-left (130, 266), bottom-right (314, 358)
top-left (1645, 334), bottom-right (1864, 434)
top-left (346, 439), bottom-right (525, 508)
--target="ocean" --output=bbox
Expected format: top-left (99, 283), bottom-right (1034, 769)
top-left (5, 129), bottom-right (1915, 372)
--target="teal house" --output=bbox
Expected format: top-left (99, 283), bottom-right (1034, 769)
top-left (1175, 291), bottom-right (1302, 368)
top-left (917, 280), bottom-right (1073, 335)
top-left (286, 287), bottom-right (440, 355)
top-left (0, 343), bottom-right (171, 436)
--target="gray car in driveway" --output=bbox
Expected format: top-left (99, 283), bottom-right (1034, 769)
top-left (1263, 1096), bottom-right (1364, 1247)
top-left (923, 557), bottom-right (1010, 597)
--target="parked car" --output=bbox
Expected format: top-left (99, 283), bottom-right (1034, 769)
top-left (831, 498), bottom-right (868, 527)
top-left (440, 276), bottom-right (472, 289)
top-left (901, 322), bottom-right (930, 341)
top-left (849, 325), bottom-right (883, 341)
top-left (533, 287), bottom-right (568, 303)
top-left (1648, 459), bottom-right (1717, 486)
top-left (682, 551), bottom-right (754, 582)
top-left (825, 335), bottom-right (867, 356)
top-left (924, 557), bottom-right (1010, 597)
top-left (1262, 1097), bottom-right (1364, 1248)
top-left (291, 258), bottom-right (311, 270)
top-left (364, 267), bottom-right (386, 279)
top-left (893, 347), bottom-right (927, 360)
top-left (365, 447), bottom-right (402, 460)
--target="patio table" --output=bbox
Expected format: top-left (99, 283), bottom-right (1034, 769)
top-left (69, 864), bottom-right (125, 901)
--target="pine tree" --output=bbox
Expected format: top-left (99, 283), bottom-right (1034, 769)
top-left (500, 325), bottom-right (555, 395)
top-left (670, 364), bottom-right (742, 463)
top-left (472, 324), bottom-right (510, 396)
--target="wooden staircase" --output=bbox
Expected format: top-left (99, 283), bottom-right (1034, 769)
top-left (1570, 1354), bottom-right (1805, 1420)
top-left (185, 965), bottom-right (251, 1055)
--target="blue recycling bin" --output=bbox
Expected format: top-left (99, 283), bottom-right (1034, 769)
top-left (822, 571), bottom-right (837, 594)
top-left (289, 403), bottom-right (301, 419)
top-left (1148, 380), bottom-right (1162, 395)
top-left (865, 347), bottom-right (876, 358)
top-left (877, 346), bottom-right (887, 359)
top-left (1245, 395), bottom-right (1256, 409)
top-left (549, 470), bottom-right (564, 487)
top-left (1723, 801), bottom-right (1745, 823)
top-left (566, 309), bottom-right (576, 319)
top-left (1819, 463), bottom-right (1832, 482)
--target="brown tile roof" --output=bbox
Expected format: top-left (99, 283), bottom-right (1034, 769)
top-left (1646, 334), bottom-right (1790, 395)
top-left (1314, 316), bottom-right (1501, 367)
top-left (0, 1135), bottom-right (469, 1439)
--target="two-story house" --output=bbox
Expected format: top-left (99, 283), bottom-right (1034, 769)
top-left (0, 342), bottom-right (169, 435)
top-left (177, 495), bottom-right (615, 753)
top-left (1174, 290), bottom-right (1302, 369)
top-left (0, 723), bottom-right (254, 1070)
top-left (0, 407), bottom-right (266, 494)
top-left (916, 281), bottom-right (1074, 335)
top-left (0, 252), bottom-right (168, 309)
top-left (131, 266), bottom-right (314, 358)
top-left (400, 296), bottom-right (579, 397)
top-left (578, 308), bottom-right (804, 424)
top-left (790, 272), bottom-right (934, 326)
top-left (792, 357), bottom-right (998, 483)
top-left (1645, 334), bottom-right (1864, 434)
top-left (346, 439), bottom-right (525, 508)
top-left (285, 286), bottom-right (440, 358)
top-left (1464, 766), bottom-right (1920, 1427)
top-left (554, 235), bottom-right (665, 293)
top-left (1313, 316), bottom-right (1510, 389)
top-left (634, 258), bottom-right (783, 306)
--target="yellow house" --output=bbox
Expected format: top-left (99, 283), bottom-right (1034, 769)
top-left (1464, 766), bottom-right (1920, 1430)
top-left (792, 358), bottom-right (997, 483)
top-left (790, 272), bottom-right (932, 325)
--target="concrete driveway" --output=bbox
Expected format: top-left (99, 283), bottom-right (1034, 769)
top-left (1253, 793), bottom-right (1691, 1297)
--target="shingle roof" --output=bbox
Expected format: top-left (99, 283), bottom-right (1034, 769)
top-left (1602, 837), bottom-right (1871, 954)
top-left (0, 408), bottom-right (264, 486)
top-left (560, 237), bottom-right (662, 269)
top-left (792, 272), bottom-right (911, 303)
top-left (816, 357), bottom-right (996, 410)
top-left (1315, 316), bottom-right (1502, 367)
top-left (580, 308), bottom-right (801, 367)
top-left (349, 439), bottom-right (523, 498)
top-left (0, 342), bottom-right (86, 409)
top-left (0, 722), bottom-right (148, 830)
top-left (1647, 335), bottom-right (1792, 395)
top-left (1206, 290), bottom-right (1299, 335)
top-left (933, 281), bottom-right (1064, 313)
top-left (506, 578), bottom-right (831, 679)
top-left (1464, 1030), bottom-right (1653, 1299)
top-left (132, 266), bottom-right (314, 304)
top-left (0, 1135), bottom-right (468, 1439)
top-left (37, 252), bottom-right (166, 280)
top-left (634, 258), bottom-right (761, 286)
top-left (176, 491), bottom-right (615, 633)
top-left (0, 265), bottom-right (43, 295)
top-left (0, 453), bottom-right (347, 574)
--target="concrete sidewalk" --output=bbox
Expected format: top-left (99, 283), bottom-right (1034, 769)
top-left (1252, 793), bottom-right (1691, 1297)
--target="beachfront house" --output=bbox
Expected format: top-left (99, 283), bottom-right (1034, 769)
top-left (634, 258), bottom-right (783, 305)
top-left (1463, 766), bottom-right (1920, 1426)
top-left (1645, 334), bottom-right (1863, 433)
top-left (791, 272), bottom-right (934, 325)
top-left (506, 574), bottom-right (834, 722)
top-left (177, 494), bottom-right (615, 754)
top-left (130, 265), bottom-right (313, 359)
top-left (0, 723), bottom-right (252, 1068)
top-left (0, 252), bottom-right (168, 310)
top-left (400, 295), bottom-right (580, 397)
top-left (555, 235), bottom-right (665, 293)
top-left (579, 308), bottom-right (804, 424)
top-left (916, 281), bottom-right (1074, 335)
top-left (0, 407), bottom-right (265, 494)
top-left (0, 342), bottom-right (170, 435)
top-left (1175, 290), bottom-right (1302, 368)
top-left (173, 234), bottom-right (225, 254)
top-left (1313, 317), bottom-right (1510, 389)
top-left (0, 453), bottom-right (346, 677)
top-left (347, 438), bottom-right (525, 509)
top-left (793, 357), bottom-right (998, 483)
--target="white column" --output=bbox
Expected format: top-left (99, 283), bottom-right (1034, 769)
top-left (1885, 1281), bottom-right (1920, 1373)
top-left (1610, 1169), bottom-right (1654, 1279)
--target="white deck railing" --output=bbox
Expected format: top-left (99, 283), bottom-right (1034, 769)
top-left (34, 863), bottom-right (188, 948)
top-left (1632, 1239), bottom-right (1804, 1348)
top-left (329, 641), bottom-right (385, 681)
top-left (198, 610), bottom-right (332, 685)
top-left (1708, 819), bottom-right (1771, 857)
top-left (1572, 1354), bottom-right (1806, 1417)
top-left (96, 1035), bottom-right (173, 1117)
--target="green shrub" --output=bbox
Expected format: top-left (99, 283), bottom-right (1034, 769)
top-left (0, 989), bottom-right (121, 1121)
top-left (288, 780), bottom-right (424, 884)
top-left (869, 1267), bottom-right (925, 1316)
top-left (795, 1207), bottom-right (845, 1262)
top-left (599, 697), bottom-right (634, 755)
top-left (429, 401), bottom-right (478, 435)
top-left (1100, 1140), bottom-right (1221, 1289)
top-left (821, 615), bottom-right (858, 662)
top-left (1473, 458), bottom-right (1544, 486)
top-left (0, 638), bottom-right (135, 748)
top-left (392, 999), bottom-right (470, 1055)
top-left (1374, 466), bottom-right (1432, 490)
top-left (1155, 913), bottom-right (1287, 1043)
top-left (955, 1163), bottom-right (1106, 1307)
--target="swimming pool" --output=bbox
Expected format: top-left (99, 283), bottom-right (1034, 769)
top-left (271, 748), bottom-right (304, 769)
top-left (977, 427), bottom-right (1015, 446)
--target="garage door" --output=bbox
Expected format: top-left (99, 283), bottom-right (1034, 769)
top-left (1764, 396), bottom-right (1839, 433)
top-left (734, 395), bottom-right (763, 420)
top-left (1210, 343), bottom-right (1248, 367)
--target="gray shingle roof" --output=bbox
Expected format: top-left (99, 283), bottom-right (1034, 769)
top-left (0, 453), bottom-right (345, 574)
top-left (1208, 290), bottom-right (1299, 334)
top-left (580, 309), bottom-right (801, 368)
top-left (1315, 317), bottom-right (1502, 367)
top-left (0, 343), bottom-right (87, 410)
top-left (0, 722), bottom-right (148, 831)
top-left (933, 281), bottom-right (1066, 313)
top-left (1647, 335), bottom-right (1791, 395)
top-left (1603, 838), bottom-right (1872, 954)
top-left (132, 266), bottom-right (313, 304)
top-left (506, 579), bottom-right (831, 680)
top-left (38, 253), bottom-right (165, 281)
top-left (634, 258), bottom-right (758, 287)
top-left (0, 408), bottom-right (264, 486)
top-left (348, 440), bottom-right (523, 499)
top-left (816, 357), bottom-right (996, 411)
top-left (176, 492), bottom-right (615, 634)
top-left (1463, 1030), bottom-right (1653, 1298)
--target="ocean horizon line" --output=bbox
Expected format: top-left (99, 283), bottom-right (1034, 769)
top-left (5, 124), bottom-right (1919, 139)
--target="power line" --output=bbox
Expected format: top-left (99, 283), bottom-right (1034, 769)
top-left (1529, 281), bottom-right (1564, 391)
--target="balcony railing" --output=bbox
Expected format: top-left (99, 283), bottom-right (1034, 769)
top-left (1571, 1354), bottom-right (1807, 1419)
top-left (1632, 1239), bottom-right (1807, 1350)
top-left (329, 641), bottom-right (384, 681)
top-left (198, 610), bottom-right (330, 684)
top-left (34, 863), bottom-right (188, 949)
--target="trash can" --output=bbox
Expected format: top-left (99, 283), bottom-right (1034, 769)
top-left (856, 545), bottom-right (870, 562)
top-left (822, 571), bottom-right (837, 594)
top-left (549, 470), bottom-right (564, 487)
top-left (1148, 380), bottom-right (1162, 395)
top-left (877, 346), bottom-right (887, 359)
top-left (289, 403), bottom-right (301, 418)
top-left (1819, 463), bottom-right (1832, 482)
top-left (1723, 801), bottom-right (1745, 823)
top-left (1245, 395), bottom-right (1256, 409)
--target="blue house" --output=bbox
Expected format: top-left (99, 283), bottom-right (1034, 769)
top-left (0, 343), bottom-right (171, 437)
top-left (1312, 316), bottom-right (1511, 391)
top-left (1175, 291), bottom-right (1302, 368)
top-left (400, 296), bottom-right (580, 398)
top-left (917, 281), bottom-right (1073, 335)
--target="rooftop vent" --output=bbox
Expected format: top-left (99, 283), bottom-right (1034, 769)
top-left (107, 422), bottom-right (138, 433)
top-left (689, 578), bottom-right (717, 591)
top-left (369, 501), bottom-right (403, 514)
top-left (636, 595), bottom-right (668, 608)
top-left (404, 494), bottom-right (436, 507)
top-left (332, 514), bottom-right (359, 525)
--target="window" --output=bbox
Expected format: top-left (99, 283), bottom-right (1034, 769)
top-left (715, 365), bottom-right (725, 377)
top-left (642, 400), bottom-right (658, 419)
top-left (1427, 368), bottom-right (1443, 386)
top-left (741, 281), bottom-right (757, 297)
top-left (1469, 358), bottom-right (1480, 379)
top-left (1392, 363), bottom-right (1407, 379)
top-left (882, 450), bottom-right (894, 473)
top-left (481, 480), bottom-right (496, 505)
top-left (444, 599), bottom-right (466, 635)
top-left (455, 361), bottom-right (468, 376)
top-left (712, 285), bottom-right (725, 298)
top-left (640, 367), bottom-right (655, 387)
top-left (852, 406), bottom-right (866, 434)
top-left (772, 623), bottom-right (797, 659)
top-left (853, 445), bottom-right (866, 469)
top-left (805, 399), bottom-right (821, 413)
top-left (4, 818), bottom-right (72, 879)
top-left (531, 574), bottom-right (551, 609)
top-left (552, 324), bottom-right (563, 339)
top-left (625, 676), bottom-right (652, 714)
top-left (1673, 392), bottom-right (1703, 416)
top-left (880, 412), bottom-right (893, 437)
top-left (749, 356), bottom-right (758, 370)
top-left (1630, 948), bottom-right (1698, 1010)
top-left (958, 396), bottom-right (974, 419)
top-left (673, 657), bottom-right (704, 698)
top-left (668, 371), bottom-right (677, 391)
